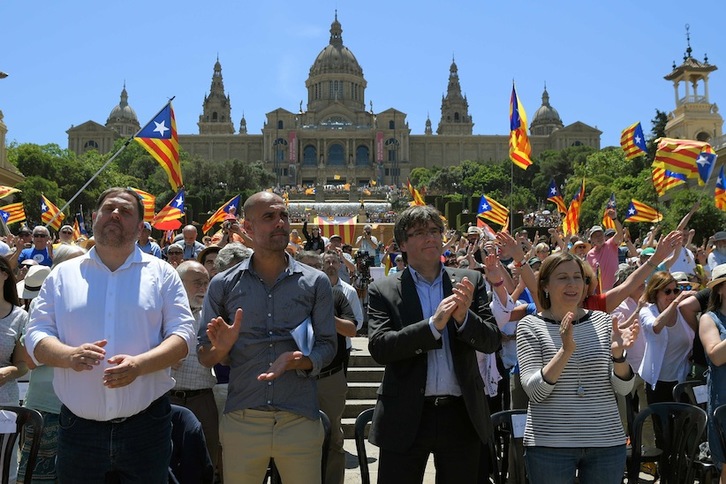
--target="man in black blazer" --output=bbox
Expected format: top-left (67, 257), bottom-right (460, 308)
top-left (367, 204), bottom-right (501, 483)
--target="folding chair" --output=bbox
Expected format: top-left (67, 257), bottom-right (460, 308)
top-left (628, 402), bottom-right (707, 484)
top-left (0, 405), bottom-right (43, 484)
top-left (354, 408), bottom-right (375, 484)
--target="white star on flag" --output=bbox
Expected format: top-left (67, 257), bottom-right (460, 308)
top-left (550, 187), bottom-right (557, 195)
top-left (153, 120), bottom-right (169, 136)
top-left (174, 196), bottom-right (184, 207)
top-left (719, 175), bottom-right (724, 185)
top-left (41, 202), bottom-right (47, 211)
top-left (697, 154), bottom-right (710, 166)
top-left (481, 202), bottom-right (490, 210)
top-left (628, 207), bottom-right (636, 215)
top-left (634, 135), bottom-right (642, 144)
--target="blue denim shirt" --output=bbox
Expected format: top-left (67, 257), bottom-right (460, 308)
top-left (199, 254), bottom-right (337, 420)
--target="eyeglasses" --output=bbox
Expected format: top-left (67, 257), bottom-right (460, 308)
top-left (33, 234), bottom-right (48, 238)
top-left (677, 284), bottom-right (693, 291)
top-left (663, 287), bottom-right (682, 296)
top-left (405, 227), bottom-right (443, 239)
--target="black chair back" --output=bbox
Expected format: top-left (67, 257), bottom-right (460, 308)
top-left (0, 405), bottom-right (43, 484)
top-left (673, 380), bottom-right (708, 409)
top-left (488, 409), bottom-right (528, 484)
top-left (629, 402), bottom-right (707, 484)
top-left (354, 408), bottom-right (375, 484)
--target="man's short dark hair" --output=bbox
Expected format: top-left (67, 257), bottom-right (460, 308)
top-left (393, 205), bottom-right (445, 247)
top-left (96, 187), bottom-right (144, 223)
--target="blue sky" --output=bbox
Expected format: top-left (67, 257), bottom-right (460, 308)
top-left (1, 1), bottom-right (724, 151)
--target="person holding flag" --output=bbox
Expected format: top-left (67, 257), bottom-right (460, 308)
top-left (586, 208), bottom-right (624, 294)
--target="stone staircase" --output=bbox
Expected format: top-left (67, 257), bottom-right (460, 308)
top-left (343, 337), bottom-right (383, 439)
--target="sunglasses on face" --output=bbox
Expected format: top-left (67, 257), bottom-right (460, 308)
top-left (33, 234), bottom-right (48, 238)
top-left (663, 287), bottom-right (682, 296)
top-left (677, 284), bottom-right (693, 291)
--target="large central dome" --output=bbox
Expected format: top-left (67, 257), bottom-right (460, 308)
top-left (309, 14), bottom-right (363, 77)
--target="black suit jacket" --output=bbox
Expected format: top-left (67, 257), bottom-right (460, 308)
top-left (367, 266), bottom-right (501, 452)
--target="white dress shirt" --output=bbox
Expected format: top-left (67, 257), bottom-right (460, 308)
top-left (26, 247), bottom-right (195, 421)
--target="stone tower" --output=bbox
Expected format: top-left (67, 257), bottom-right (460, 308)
top-left (198, 57), bottom-right (234, 135)
top-left (436, 58), bottom-right (473, 135)
top-left (664, 27), bottom-right (722, 142)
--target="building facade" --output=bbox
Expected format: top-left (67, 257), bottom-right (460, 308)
top-left (68, 14), bottom-right (610, 187)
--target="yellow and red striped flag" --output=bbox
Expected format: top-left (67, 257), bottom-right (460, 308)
top-left (509, 83), bottom-right (533, 169)
top-left (602, 193), bottom-right (616, 230)
top-left (202, 195), bottom-right (240, 234)
top-left (716, 166), bottom-right (726, 212)
top-left (72, 217), bottom-right (82, 241)
top-left (0, 186), bottom-right (20, 200)
top-left (651, 166), bottom-right (687, 197)
top-left (620, 122), bottom-right (647, 160)
top-left (406, 178), bottom-right (426, 206)
top-left (129, 187), bottom-right (156, 222)
top-left (134, 102), bottom-right (182, 191)
top-left (41, 195), bottom-right (65, 231)
top-left (477, 194), bottom-right (509, 227)
top-left (653, 137), bottom-right (715, 184)
top-left (624, 199), bottom-right (663, 223)
top-left (0, 202), bottom-right (25, 225)
top-left (562, 180), bottom-right (585, 237)
top-left (546, 179), bottom-right (567, 214)
top-left (152, 189), bottom-right (185, 225)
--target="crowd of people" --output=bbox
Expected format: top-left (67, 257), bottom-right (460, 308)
top-left (0, 188), bottom-right (725, 483)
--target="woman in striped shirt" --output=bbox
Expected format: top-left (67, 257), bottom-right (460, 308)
top-left (517, 252), bottom-right (636, 484)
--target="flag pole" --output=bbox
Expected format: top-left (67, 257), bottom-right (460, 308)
top-left (44, 97), bottom-right (176, 229)
top-left (510, 152), bottom-right (514, 232)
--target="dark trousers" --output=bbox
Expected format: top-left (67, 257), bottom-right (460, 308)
top-left (169, 389), bottom-right (219, 467)
top-left (645, 380), bottom-right (677, 404)
top-left (57, 396), bottom-right (172, 484)
top-left (377, 397), bottom-right (480, 484)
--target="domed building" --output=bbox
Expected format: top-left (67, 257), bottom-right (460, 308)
top-left (68, 13), bottom-right (603, 189)
top-left (68, 84), bottom-right (140, 154)
top-left (530, 85), bottom-right (564, 136)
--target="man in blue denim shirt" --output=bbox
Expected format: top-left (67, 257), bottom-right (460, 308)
top-left (198, 191), bottom-right (336, 484)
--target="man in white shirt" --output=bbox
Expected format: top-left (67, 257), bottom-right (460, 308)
top-left (25, 187), bottom-right (196, 483)
top-left (708, 231), bottom-right (726, 271)
top-left (355, 224), bottom-right (379, 256)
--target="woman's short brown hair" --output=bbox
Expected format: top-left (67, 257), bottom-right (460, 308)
top-left (537, 252), bottom-right (587, 310)
top-left (644, 271), bottom-right (675, 304)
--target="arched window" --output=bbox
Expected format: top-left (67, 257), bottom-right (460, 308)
top-left (356, 145), bottom-right (370, 166)
top-left (84, 140), bottom-right (99, 150)
top-left (273, 138), bottom-right (288, 162)
top-left (212, 112), bottom-right (218, 121)
top-left (389, 120), bottom-right (395, 130)
top-left (696, 131), bottom-right (711, 142)
top-left (385, 138), bottom-right (399, 162)
top-left (303, 145), bottom-right (317, 166)
top-left (454, 112), bottom-right (460, 122)
top-left (277, 120), bottom-right (284, 130)
top-left (327, 144), bottom-right (345, 165)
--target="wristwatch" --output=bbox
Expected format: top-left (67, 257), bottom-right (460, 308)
top-left (611, 351), bottom-right (627, 363)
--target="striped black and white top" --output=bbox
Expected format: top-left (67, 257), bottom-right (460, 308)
top-left (516, 310), bottom-right (634, 447)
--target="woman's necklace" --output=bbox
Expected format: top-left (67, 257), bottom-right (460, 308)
top-left (545, 309), bottom-right (586, 397)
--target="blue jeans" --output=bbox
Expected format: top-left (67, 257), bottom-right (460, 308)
top-left (524, 445), bottom-right (626, 484)
top-left (57, 396), bottom-right (172, 483)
